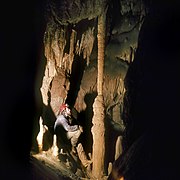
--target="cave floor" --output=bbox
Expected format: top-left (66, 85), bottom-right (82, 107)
top-left (30, 149), bottom-right (91, 180)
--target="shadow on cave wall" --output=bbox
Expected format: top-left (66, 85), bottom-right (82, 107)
top-left (32, 58), bottom-right (56, 153)
top-left (66, 53), bottom-right (86, 107)
top-left (78, 92), bottom-right (97, 156)
top-left (41, 91), bottom-right (56, 151)
top-left (31, 58), bottom-right (46, 153)
top-left (31, 44), bottom-right (60, 152)
top-left (104, 114), bottom-right (122, 175)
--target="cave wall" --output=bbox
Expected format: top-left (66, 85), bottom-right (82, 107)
top-left (1, 0), bottom-right (179, 179)
top-left (35, 0), bottom-right (146, 170)
top-left (40, 0), bottom-right (145, 122)
top-left (108, 1), bottom-right (180, 180)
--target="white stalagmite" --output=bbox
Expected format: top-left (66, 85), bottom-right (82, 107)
top-left (36, 117), bottom-right (48, 152)
top-left (52, 134), bottom-right (59, 157)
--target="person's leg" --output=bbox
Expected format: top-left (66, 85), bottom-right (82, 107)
top-left (67, 129), bottom-right (81, 152)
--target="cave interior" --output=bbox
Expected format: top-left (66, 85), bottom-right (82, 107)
top-left (0, 0), bottom-right (180, 180)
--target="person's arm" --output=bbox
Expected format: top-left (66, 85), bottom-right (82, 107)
top-left (54, 115), bottom-right (79, 132)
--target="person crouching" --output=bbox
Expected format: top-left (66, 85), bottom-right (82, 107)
top-left (54, 103), bottom-right (83, 155)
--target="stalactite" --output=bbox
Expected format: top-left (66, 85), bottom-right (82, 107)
top-left (58, 28), bottom-right (66, 68)
top-left (62, 53), bottom-right (69, 71)
top-left (44, 20), bottom-right (95, 81)
top-left (44, 24), bottom-right (66, 69)
top-left (75, 27), bottom-right (95, 66)
top-left (68, 29), bottom-right (76, 74)
top-left (43, 24), bottom-right (67, 106)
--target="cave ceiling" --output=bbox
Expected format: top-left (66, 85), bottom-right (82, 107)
top-left (47, 0), bottom-right (107, 25)
top-left (40, 0), bottom-right (146, 117)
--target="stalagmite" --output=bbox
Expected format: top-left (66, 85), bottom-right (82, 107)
top-left (36, 117), bottom-right (48, 152)
top-left (77, 143), bottom-right (92, 168)
top-left (51, 134), bottom-right (59, 157)
top-left (91, 5), bottom-right (107, 178)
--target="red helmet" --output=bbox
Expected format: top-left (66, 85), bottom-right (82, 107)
top-left (59, 103), bottom-right (69, 113)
